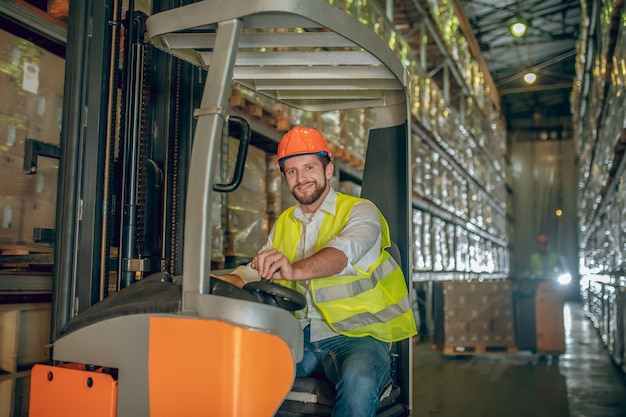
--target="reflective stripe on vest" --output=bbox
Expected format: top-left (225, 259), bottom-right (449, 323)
top-left (273, 192), bottom-right (417, 342)
top-left (312, 251), bottom-right (398, 300)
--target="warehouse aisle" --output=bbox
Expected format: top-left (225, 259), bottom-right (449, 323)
top-left (412, 301), bottom-right (626, 417)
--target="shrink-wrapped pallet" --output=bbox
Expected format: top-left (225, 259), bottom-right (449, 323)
top-left (0, 29), bottom-right (64, 246)
top-left (224, 139), bottom-right (268, 263)
top-left (435, 280), bottom-right (516, 354)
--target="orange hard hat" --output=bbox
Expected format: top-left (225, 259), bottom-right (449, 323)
top-left (275, 126), bottom-right (334, 171)
top-left (536, 234), bottom-right (549, 244)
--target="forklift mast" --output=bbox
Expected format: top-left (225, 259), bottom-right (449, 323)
top-left (30, 1), bottom-right (414, 416)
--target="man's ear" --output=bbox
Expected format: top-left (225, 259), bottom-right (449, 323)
top-left (326, 162), bottom-right (334, 179)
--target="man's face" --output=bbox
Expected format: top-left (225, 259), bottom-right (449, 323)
top-left (283, 154), bottom-right (333, 210)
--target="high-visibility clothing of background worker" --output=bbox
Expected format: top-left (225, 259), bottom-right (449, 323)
top-left (530, 234), bottom-right (563, 277)
top-left (530, 252), bottom-right (562, 277)
top-left (273, 191), bottom-right (417, 343)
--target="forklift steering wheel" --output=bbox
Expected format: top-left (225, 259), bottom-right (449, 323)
top-left (243, 279), bottom-right (306, 311)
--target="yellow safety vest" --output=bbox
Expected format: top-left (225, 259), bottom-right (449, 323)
top-left (273, 192), bottom-right (417, 343)
top-left (530, 252), bottom-right (561, 277)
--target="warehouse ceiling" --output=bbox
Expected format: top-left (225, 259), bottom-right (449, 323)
top-left (9, 0), bottom-right (581, 143)
top-left (393, 0), bottom-right (581, 141)
top-left (460, 0), bottom-right (580, 139)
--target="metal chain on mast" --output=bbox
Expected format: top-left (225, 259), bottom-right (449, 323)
top-left (167, 0), bottom-right (185, 276)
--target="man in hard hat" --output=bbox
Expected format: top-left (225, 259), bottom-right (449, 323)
top-left (530, 234), bottom-right (566, 278)
top-left (217, 126), bottom-right (417, 417)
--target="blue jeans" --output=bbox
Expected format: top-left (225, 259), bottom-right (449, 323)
top-left (296, 326), bottom-right (391, 417)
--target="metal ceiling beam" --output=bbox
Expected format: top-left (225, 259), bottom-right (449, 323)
top-left (466, 0), bottom-right (579, 40)
top-left (495, 49), bottom-right (577, 86)
top-left (535, 68), bottom-right (576, 81)
top-left (499, 82), bottom-right (573, 96)
top-left (468, 0), bottom-right (578, 28)
top-left (484, 37), bottom-right (580, 51)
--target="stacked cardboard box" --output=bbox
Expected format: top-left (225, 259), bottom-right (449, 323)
top-left (338, 181), bottom-right (361, 197)
top-left (279, 178), bottom-right (297, 216)
top-left (0, 303), bottom-right (51, 417)
top-left (437, 280), bottom-right (516, 354)
top-left (266, 153), bottom-right (283, 232)
top-left (340, 108), bottom-right (368, 167)
top-left (0, 29), bottom-right (64, 246)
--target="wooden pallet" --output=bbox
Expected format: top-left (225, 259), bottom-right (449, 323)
top-left (0, 243), bottom-right (53, 253)
top-left (329, 143), bottom-right (365, 169)
top-left (229, 90), bottom-right (292, 132)
top-left (345, 154), bottom-right (365, 170)
top-left (439, 344), bottom-right (517, 356)
top-left (0, 243), bottom-right (53, 269)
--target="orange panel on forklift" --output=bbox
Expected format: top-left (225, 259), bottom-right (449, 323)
top-left (29, 364), bottom-right (117, 417)
top-left (148, 317), bottom-right (295, 417)
top-left (535, 281), bottom-right (566, 354)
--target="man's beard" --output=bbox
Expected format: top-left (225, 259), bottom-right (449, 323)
top-left (292, 179), bottom-right (327, 205)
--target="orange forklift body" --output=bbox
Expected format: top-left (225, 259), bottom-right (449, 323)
top-left (30, 317), bottom-right (295, 417)
top-left (148, 317), bottom-right (295, 417)
top-left (30, 364), bottom-right (117, 417)
top-left (535, 281), bottom-right (566, 354)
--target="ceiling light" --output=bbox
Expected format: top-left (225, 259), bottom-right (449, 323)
top-left (510, 21), bottom-right (527, 37)
top-left (523, 72), bottom-right (537, 85)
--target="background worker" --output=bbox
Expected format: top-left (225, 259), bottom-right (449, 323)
top-left (216, 126), bottom-right (417, 417)
top-left (530, 234), bottom-right (567, 279)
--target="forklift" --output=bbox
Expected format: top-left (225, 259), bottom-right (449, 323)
top-left (29, 0), bottom-right (414, 415)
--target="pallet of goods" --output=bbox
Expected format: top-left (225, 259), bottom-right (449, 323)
top-left (434, 280), bottom-right (517, 355)
top-left (0, 303), bottom-right (51, 417)
top-left (0, 28), bottom-right (64, 249)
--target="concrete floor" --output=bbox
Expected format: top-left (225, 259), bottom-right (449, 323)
top-left (412, 302), bottom-right (626, 417)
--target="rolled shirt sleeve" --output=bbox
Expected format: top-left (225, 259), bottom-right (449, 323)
top-left (323, 199), bottom-right (382, 276)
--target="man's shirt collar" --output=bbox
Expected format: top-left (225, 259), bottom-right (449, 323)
top-left (292, 188), bottom-right (337, 223)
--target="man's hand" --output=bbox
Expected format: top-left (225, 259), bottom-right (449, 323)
top-left (251, 247), bottom-right (347, 281)
top-left (251, 248), bottom-right (295, 280)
